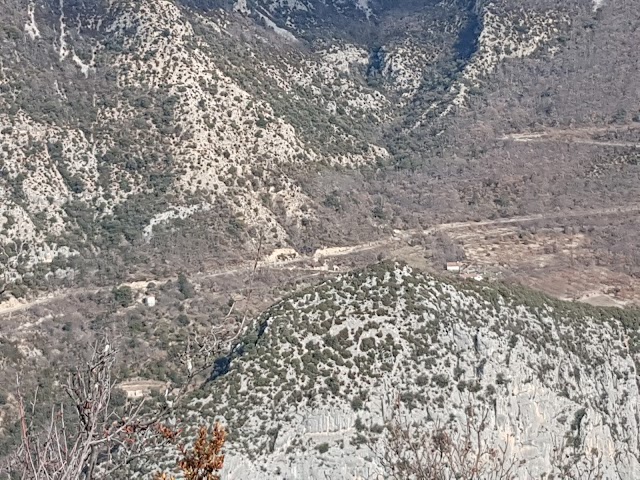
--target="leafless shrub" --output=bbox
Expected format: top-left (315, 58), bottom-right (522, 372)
top-left (376, 406), bottom-right (520, 480)
top-left (547, 435), bottom-right (603, 480)
top-left (376, 403), bottom-right (605, 480)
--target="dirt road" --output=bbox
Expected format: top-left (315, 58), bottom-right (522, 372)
top-left (433, 204), bottom-right (640, 232)
top-left (504, 134), bottom-right (640, 148)
top-left (500, 124), bottom-right (640, 148)
top-left (2, 204), bottom-right (640, 318)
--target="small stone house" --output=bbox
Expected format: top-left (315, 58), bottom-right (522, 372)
top-left (446, 262), bottom-right (463, 273)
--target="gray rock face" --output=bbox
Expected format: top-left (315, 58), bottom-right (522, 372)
top-left (187, 262), bottom-right (640, 479)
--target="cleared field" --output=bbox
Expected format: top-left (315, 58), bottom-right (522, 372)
top-left (442, 222), bottom-right (640, 307)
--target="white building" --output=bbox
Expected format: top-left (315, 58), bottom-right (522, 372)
top-left (446, 262), bottom-right (464, 273)
top-left (144, 295), bottom-right (156, 307)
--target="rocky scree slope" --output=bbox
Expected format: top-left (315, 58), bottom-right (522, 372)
top-left (186, 262), bottom-right (640, 479)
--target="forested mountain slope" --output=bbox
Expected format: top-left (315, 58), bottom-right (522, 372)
top-left (5, 0), bottom-right (638, 292)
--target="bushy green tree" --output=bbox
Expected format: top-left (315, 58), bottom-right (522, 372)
top-left (112, 286), bottom-right (134, 307)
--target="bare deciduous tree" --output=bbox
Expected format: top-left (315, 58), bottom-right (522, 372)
top-left (5, 331), bottom-right (228, 480)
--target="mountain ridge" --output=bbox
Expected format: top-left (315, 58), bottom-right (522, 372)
top-left (176, 262), bottom-right (640, 479)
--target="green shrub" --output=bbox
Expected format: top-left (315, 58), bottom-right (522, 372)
top-left (112, 286), bottom-right (134, 307)
top-left (432, 373), bottom-right (449, 388)
top-left (177, 273), bottom-right (195, 298)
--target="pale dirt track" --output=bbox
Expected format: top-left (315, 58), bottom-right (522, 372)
top-left (505, 134), bottom-right (640, 148)
top-left (500, 124), bottom-right (640, 148)
top-left (2, 204), bottom-right (640, 317)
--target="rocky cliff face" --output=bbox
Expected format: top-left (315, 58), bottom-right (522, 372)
top-left (187, 262), bottom-right (640, 479)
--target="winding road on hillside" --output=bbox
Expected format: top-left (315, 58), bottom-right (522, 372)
top-left (2, 204), bottom-right (640, 318)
